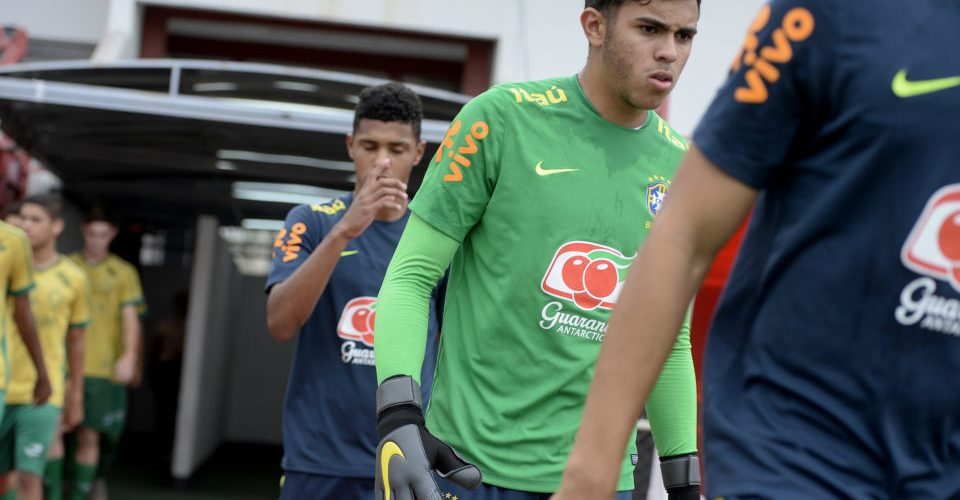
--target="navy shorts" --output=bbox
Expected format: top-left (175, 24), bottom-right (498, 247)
top-left (280, 471), bottom-right (373, 500)
top-left (436, 477), bottom-right (634, 500)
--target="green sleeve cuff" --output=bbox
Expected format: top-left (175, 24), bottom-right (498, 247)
top-left (69, 320), bottom-right (91, 329)
top-left (374, 213), bottom-right (459, 385)
top-left (645, 306), bottom-right (699, 457)
top-left (9, 283), bottom-right (35, 297)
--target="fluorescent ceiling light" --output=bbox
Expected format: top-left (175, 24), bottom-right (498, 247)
top-left (232, 181), bottom-right (347, 205)
top-left (215, 160), bottom-right (237, 171)
top-left (241, 218), bottom-right (286, 231)
top-left (217, 150), bottom-right (354, 171)
top-left (192, 82), bottom-right (238, 92)
top-left (273, 81), bottom-right (319, 93)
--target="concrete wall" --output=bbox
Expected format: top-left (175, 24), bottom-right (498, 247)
top-left (222, 275), bottom-right (293, 444)
top-left (0, 0), bottom-right (109, 44)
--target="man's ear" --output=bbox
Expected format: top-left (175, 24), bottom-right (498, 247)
top-left (346, 134), bottom-right (355, 161)
top-left (581, 7), bottom-right (608, 51)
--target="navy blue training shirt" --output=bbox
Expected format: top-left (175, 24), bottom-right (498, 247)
top-left (266, 194), bottom-right (441, 478)
top-left (694, 0), bottom-right (960, 497)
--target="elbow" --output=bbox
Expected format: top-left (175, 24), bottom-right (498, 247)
top-left (266, 312), bottom-right (298, 342)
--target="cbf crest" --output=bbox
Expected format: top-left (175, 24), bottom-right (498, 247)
top-left (645, 175), bottom-right (672, 228)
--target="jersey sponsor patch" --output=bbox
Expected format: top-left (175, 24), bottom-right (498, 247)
top-left (538, 241), bottom-right (636, 343)
top-left (273, 222), bottom-right (307, 263)
top-left (541, 241), bottom-right (634, 311)
top-left (508, 85), bottom-right (568, 107)
top-left (434, 119), bottom-right (490, 183)
top-left (731, 4), bottom-right (815, 104)
top-left (337, 297), bottom-right (377, 365)
top-left (896, 184), bottom-right (960, 337)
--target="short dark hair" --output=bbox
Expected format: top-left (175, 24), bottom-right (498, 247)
top-left (23, 194), bottom-right (64, 220)
top-left (2, 202), bottom-right (21, 219)
top-left (352, 82), bottom-right (423, 140)
top-left (586, 0), bottom-right (700, 15)
top-left (83, 205), bottom-right (118, 226)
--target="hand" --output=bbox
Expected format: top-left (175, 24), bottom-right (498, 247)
top-left (63, 392), bottom-right (84, 431)
top-left (376, 376), bottom-right (481, 500)
top-left (113, 354), bottom-right (136, 386)
top-left (334, 161), bottom-right (408, 240)
top-left (32, 375), bottom-right (51, 406)
top-left (130, 356), bottom-right (144, 389)
top-left (551, 465), bottom-right (617, 500)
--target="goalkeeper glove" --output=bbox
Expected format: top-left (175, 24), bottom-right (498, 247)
top-left (660, 453), bottom-right (701, 500)
top-left (376, 375), bottom-right (482, 500)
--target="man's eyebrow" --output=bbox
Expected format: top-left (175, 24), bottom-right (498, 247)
top-left (635, 16), bottom-right (698, 36)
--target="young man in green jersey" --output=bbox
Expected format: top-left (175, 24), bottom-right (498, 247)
top-left (0, 195), bottom-right (89, 500)
top-left (67, 209), bottom-right (145, 500)
top-left (373, 1), bottom-right (701, 499)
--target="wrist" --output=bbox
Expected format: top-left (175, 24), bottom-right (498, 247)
top-left (329, 222), bottom-right (356, 243)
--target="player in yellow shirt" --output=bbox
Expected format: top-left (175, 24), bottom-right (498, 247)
top-left (0, 196), bottom-right (88, 500)
top-left (67, 208), bottom-right (144, 500)
top-left (0, 217), bottom-right (51, 412)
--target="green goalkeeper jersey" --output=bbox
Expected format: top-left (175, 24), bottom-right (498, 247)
top-left (410, 74), bottom-right (692, 492)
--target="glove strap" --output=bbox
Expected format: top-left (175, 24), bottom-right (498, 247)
top-left (376, 375), bottom-right (422, 414)
top-left (660, 453), bottom-right (701, 490)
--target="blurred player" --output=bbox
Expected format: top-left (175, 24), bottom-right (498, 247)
top-left (0, 195), bottom-right (88, 500)
top-left (2, 203), bottom-right (22, 228)
top-left (555, 1), bottom-right (960, 498)
top-left (0, 207), bottom-right (51, 498)
top-left (373, 1), bottom-right (701, 499)
top-left (265, 82), bottom-right (443, 499)
top-left (68, 209), bottom-right (145, 500)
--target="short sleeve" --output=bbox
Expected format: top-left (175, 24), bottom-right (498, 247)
top-left (9, 230), bottom-right (33, 296)
top-left (693, 0), bottom-right (837, 188)
top-left (70, 273), bottom-right (92, 329)
top-left (120, 264), bottom-right (146, 311)
top-left (265, 204), bottom-right (322, 293)
top-left (409, 87), bottom-right (505, 242)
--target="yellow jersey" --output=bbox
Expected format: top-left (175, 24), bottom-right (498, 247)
top-left (6, 257), bottom-right (90, 407)
top-left (68, 253), bottom-right (145, 380)
top-left (0, 222), bottom-right (35, 392)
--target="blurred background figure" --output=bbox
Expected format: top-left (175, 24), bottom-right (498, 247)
top-left (0, 195), bottom-right (89, 500)
top-left (67, 208), bottom-right (145, 500)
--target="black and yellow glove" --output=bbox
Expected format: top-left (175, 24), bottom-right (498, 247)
top-left (660, 453), bottom-right (701, 500)
top-left (376, 375), bottom-right (482, 500)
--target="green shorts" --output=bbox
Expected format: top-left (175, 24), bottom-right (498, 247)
top-left (82, 378), bottom-right (127, 438)
top-left (0, 404), bottom-right (60, 475)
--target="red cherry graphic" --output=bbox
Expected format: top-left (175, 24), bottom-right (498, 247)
top-left (583, 258), bottom-right (618, 299)
top-left (367, 310), bottom-right (377, 333)
top-left (938, 210), bottom-right (960, 261)
top-left (362, 330), bottom-right (375, 346)
top-left (352, 308), bottom-right (371, 332)
top-left (561, 255), bottom-right (588, 292)
top-left (573, 291), bottom-right (602, 310)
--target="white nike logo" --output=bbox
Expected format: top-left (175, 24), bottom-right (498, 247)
top-left (535, 161), bottom-right (579, 176)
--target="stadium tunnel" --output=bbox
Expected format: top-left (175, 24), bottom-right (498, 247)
top-left (0, 58), bottom-right (468, 482)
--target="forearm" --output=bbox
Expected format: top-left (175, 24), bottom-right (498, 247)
top-left (66, 328), bottom-right (85, 398)
top-left (267, 227), bottom-right (350, 340)
top-left (646, 312), bottom-right (698, 457)
top-left (13, 296), bottom-right (47, 380)
top-left (375, 213), bottom-right (457, 384)
top-left (121, 304), bottom-right (141, 359)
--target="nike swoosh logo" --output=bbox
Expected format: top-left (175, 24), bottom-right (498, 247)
top-left (892, 69), bottom-right (960, 98)
top-left (535, 161), bottom-right (579, 176)
top-left (380, 441), bottom-right (405, 500)
top-left (340, 250), bottom-right (359, 257)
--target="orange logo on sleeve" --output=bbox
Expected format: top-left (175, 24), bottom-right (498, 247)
top-left (731, 5), bottom-right (815, 104)
top-left (273, 222), bottom-right (308, 263)
top-left (434, 119), bottom-right (490, 182)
